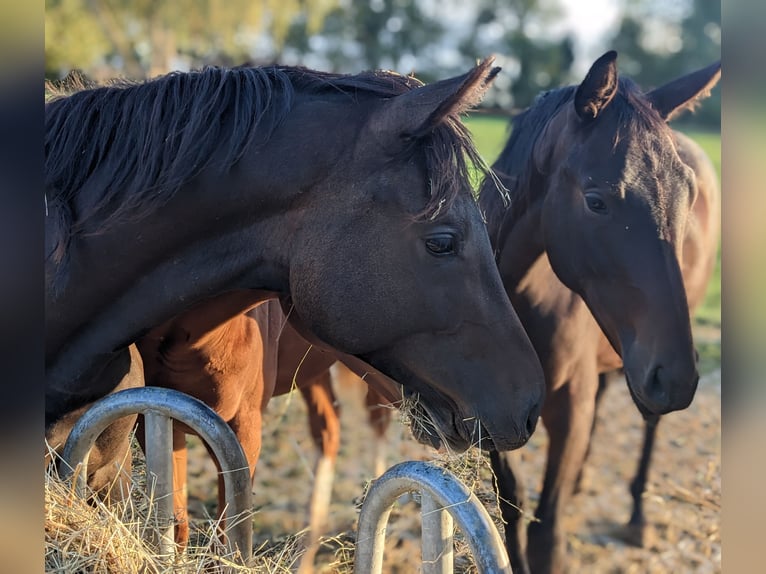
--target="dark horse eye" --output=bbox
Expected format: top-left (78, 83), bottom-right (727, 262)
top-left (585, 192), bottom-right (608, 214)
top-left (425, 234), bottom-right (456, 256)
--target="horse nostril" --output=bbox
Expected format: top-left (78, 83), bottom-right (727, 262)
top-left (526, 414), bottom-right (537, 437)
top-left (646, 366), bottom-right (668, 404)
top-left (526, 402), bottom-right (541, 437)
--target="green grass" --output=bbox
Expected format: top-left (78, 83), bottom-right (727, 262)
top-left (465, 116), bottom-right (721, 364)
top-left (463, 114), bottom-right (512, 165)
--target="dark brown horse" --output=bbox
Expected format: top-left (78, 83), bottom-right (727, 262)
top-left (478, 52), bottom-right (720, 574)
top-left (45, 61), bottom-right (546, 533)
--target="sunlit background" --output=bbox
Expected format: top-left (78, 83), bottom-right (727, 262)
top-left (44, 0), bottom-right (720, 127)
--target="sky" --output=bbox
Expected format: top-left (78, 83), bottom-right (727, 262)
top-left (432, 0), bottom-right (625, 77)
top-left (560, 0), bottom-right (622, 74)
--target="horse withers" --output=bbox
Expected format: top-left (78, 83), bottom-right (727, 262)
top-left (44, 60), bottom-right (545, 519)
top-left (479, 52), bottom-right (720, 574)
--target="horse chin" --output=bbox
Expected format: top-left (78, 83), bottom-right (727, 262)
top-left (404, 392), bottom-right (506, 453)
top-left (403, 392), bottom-right (474, 453)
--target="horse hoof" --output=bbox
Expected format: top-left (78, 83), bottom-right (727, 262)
top-left (618, 522), bottom-right (654, 548)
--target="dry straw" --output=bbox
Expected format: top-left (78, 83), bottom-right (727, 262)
top-left (45, 442), bottom-right (303, 573)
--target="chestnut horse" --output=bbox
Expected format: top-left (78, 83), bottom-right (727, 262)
top-left (45, 60), bottom-right (545, 544)
top-left (478, 52), bottom-right (720, 574)
top-left (137, 298), bottom-right (391, 570)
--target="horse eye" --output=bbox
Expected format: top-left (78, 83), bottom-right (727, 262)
top-left (425, 234), bottom-right (456, 256)
top-left (585, 193), bottom-right (608, 214)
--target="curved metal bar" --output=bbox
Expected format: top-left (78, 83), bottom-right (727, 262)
top-left (60, 387), bottom-right (252, 561)
top-left (354, 461), bottom-right (511, 574)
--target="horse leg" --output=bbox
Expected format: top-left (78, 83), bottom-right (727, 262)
top-left (86, 440), bottom-right (133, 505)
top-left (624, 413), bottom-right (660, 547)
top-left (171, 427), bottom-right (190, 547)
top-left (528, 373), bottom-right (597, 574)
top-left (364, 385), bottom-right (391, 477)
top-left (211, 407), bottom-right (262, 550)
top-left (573, 371), bottom-right (609, 495)
top-left (490, 449), bottom-right (530, 574)
top-left (47, 345), bottom-right (144, 504)
top-left (297, 371), bottom-right (341, 574)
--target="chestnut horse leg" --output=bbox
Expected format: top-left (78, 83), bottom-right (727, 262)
top-left (625, 414), bottom-right (660, 547)
top-left (527, 367), bottom-right (598, 574)
top-left (171, 427), bottom-right (190, 547)
top-left (297, 371), bottom-right (341, 574)
top-left (48, 345), bottom-right (144, 505)
top-left (208, 403), bottom-right (263, 549)
top-left (364, 385), bottom-right (392, 477)
top-left (490, 449), bottom-right (531, 574)
top-left (330, 361), bottom-right (390, 475)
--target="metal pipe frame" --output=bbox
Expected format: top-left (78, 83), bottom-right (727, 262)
top-left (59, 386), bottom-right (253, 562)
top-left (353, 461), bottom-right (511, 574)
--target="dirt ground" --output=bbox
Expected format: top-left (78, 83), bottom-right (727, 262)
top-left (182, 343), bottom-right (720, 574)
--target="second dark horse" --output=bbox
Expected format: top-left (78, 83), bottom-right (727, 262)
top-left (479, 52), bottom-right (721, 574)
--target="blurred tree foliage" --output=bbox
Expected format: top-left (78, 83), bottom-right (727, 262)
top-left (45, 0), bottom-right (340, 79)
top-left (457, 0), bottom-right (574, 109)
top-left (44, 0), bottom-right (718, 126)
top-left (608, 0), bottom-right (720, 128)
top-left (303, 0), bottom-right (446, 79)
top-left (289, 0), bottom-right (574, 110)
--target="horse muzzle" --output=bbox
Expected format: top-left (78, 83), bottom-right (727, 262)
top-left (626, 362), bottom-right (699, 415)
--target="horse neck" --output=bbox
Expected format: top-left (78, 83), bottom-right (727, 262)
top-left (494, 197), bottom-right (547, 289)
top-left (45, 198), bottom-right (288, 362)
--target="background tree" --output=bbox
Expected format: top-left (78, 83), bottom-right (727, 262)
top-left (44, 0), bottom-right (718, 127)
top-left (45, 0), bottom-right (340, 79)
top-left (608, 0), bottom-right (720, 128)
top-left (458, 0), bottom-right (574, 110)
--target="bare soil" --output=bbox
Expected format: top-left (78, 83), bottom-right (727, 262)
top-left (184, 356), bottom-right (720, 573)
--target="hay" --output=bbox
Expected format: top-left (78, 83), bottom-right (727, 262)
top-left (44, 444), bottom-right (304, 573)
top-left (46, 462), bottom-right (171, 573)
top-left (396, 390), bottom-right (535, 518)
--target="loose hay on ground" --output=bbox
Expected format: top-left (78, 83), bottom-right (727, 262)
top-left (45, 445), bottom-right (305, 574)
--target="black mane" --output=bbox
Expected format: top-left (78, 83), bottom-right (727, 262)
top-left (479, 77), bottom-right (669, 234)
top-left (45, 66), bottom-right (421, 239)
top-left (46, 64), bottom-right (487, 290)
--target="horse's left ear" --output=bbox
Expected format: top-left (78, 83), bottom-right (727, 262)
top-left (646, 61), bottom-right (721, 121)
top-left (369, 57), bottom-right (500, 150)
top-left (574, 50), bottom-right (619, 121)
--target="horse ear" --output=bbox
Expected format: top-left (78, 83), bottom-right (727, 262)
top-left (574, 50), bottom-right (619, 121)
top-left (370, 57), bottom-right (500, 149)
top-left (646, 61), bottom-right (721, 121)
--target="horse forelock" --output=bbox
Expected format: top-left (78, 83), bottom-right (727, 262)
top-left (410, 116), bottom-right (494, 221)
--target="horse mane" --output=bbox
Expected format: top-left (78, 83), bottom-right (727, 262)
top-left (479, 76), bottom-right (670, 234)
top-left (45, 64), bottom-right (487, 290)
